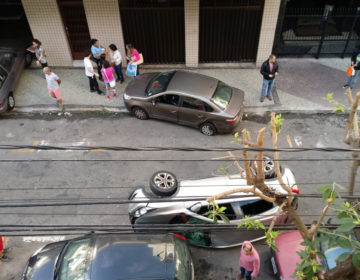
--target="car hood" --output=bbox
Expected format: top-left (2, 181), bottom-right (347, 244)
top-left (124, 72), bottom-right (159, 98)
top-left (23, 241), bottom-right (67, 280)
top-left (274, 231), bottom-right (304, 280)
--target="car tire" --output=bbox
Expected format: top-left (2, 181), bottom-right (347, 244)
top-left (150, 171), bottom-right (178, 197)
top-left (132, 107), bottom-right (148, 120)
top-left (7, 93), bottom-right (15, 111)
top-left (253, 155), bottom-right (276, 179)
top-left (200, 122), bottom-right (216, 136)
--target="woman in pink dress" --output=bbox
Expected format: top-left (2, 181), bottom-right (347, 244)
top-left (126, 44), bottom-right (141, 76)
top-left (101, 60), bottom-right (117, 100)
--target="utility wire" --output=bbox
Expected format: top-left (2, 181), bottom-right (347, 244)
top-left (0, 144), bottom-right (359, 153)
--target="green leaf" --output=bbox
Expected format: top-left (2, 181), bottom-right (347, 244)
top-left (336, 252), bottom-right (351, 263)
top-left (337, 221), bottom-right (356, 233)
top-left (352, 251), bottom-right (360, 270)
top-left (218, 213), bottom-right (230, 224)
top-left (322, 188), bottom-right (331, 203)
top-left (336, 237), bottom-right (352, 249)
top-left (317, 184), bottom-right (330, 193)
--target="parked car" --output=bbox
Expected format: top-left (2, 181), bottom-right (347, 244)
top-left (123, 70), bottom-right (245, 135)
top-left (270, 230), bottom-right (354, 280)
top-left (128, 159), bottom-right (299, 248)
top-left (0, 47), bottom-right (31, 113)
top-left (22, 233), bottom-right (194, 280)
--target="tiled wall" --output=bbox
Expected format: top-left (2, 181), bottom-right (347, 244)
top-left (256, 0), bottom-right (281, 66)
top-left (185, 0), bottom-right (199, 67)
top-left (83, 0), bottom-right (126, 65)
top-left (21, 0), bottom-right (73, 66)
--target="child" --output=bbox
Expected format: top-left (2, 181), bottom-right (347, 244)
top-left (101, 60), bottom-right (117, 100)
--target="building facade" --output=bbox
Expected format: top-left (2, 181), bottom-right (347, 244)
top-left (2, 0), bottom-right (359, 67)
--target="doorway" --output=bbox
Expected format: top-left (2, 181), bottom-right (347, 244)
top-left (57, 0), bottom-right (91, 60)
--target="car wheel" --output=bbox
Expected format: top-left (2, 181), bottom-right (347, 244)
top-left (7, 93), bottom-right (15, 111)
top-left (150, 171), bottom-right (178, 197)
top-left (200, 122), bottom-right (216, 136)
top-left (132, 107), bottom-right (148, 120)
top-left (253, 155), bottom-right (276, 179)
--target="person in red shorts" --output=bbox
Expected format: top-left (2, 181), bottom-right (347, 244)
top-left (43, 67), bottom-right (63, 109)
top-left (0, 236), bottom-right (11, 262)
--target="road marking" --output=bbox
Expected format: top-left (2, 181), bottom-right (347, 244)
top-left (23, 236), bottom-right (66, 243)
top-left (12, 140), bottom-right (38, 153)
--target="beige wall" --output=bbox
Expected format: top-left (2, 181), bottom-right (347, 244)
top-left (21, 0), bottom-right (73, 66)
top-left (83, 0), bottom-right (126, 65)
top-left (255, 0), bottom-right (281, 66)
top-left (184, 0), bottom-right (199, 67)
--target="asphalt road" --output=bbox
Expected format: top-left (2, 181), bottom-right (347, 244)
top-left (0, 112), bottom-right (357, 280)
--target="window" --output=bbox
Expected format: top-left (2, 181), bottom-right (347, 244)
top-left (146, 71), bottom-right (176, 96)
top-left (197, 203), bottom-right (237, 220)
top-left (59, 238), bottom-right (91, 280)
top-left (182, 96), bottom-right (205, 111)
top-left (156, 94), bottom-right (179, 106)
top-left (240, 200), bottom-right (274, 216)
top-left (210, 81), bottom-right (232, 110)
top-left (0, 67), bottom-right (7, 89)
top-left (0, 53), bottom-right (14, 71)
top-left (204, 103), bottom-right (213, 112)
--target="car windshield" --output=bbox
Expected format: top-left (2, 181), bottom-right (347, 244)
top-left (59, 238), bottom-right (91, 280)
top-left (210, 81), bottom-right (232, 110)
top-left (0, 67), bottom-right (7, 89)
top-left (0, 52), bottom-right (14, 70)
top-left (146, 71), bottom-right (176, 96)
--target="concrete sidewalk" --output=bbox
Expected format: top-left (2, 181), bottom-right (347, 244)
top-left (11, 57), bottom-right (360, 115)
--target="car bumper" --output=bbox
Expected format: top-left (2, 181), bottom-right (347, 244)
top-left (0, 98), bottom-right (8, 113)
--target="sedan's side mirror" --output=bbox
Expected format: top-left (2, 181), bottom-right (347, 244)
top-left (189, 203), bottom-right (201, 213)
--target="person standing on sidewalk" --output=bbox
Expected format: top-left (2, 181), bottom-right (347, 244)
top-left (126, 44), bottom-right (141, 76)
top-left (109, 44), bottom-right (124, 84)
top-left (260, 54), bottom-right (278, 102)
top-left (91, 39), bottom-right (105, 81)
top-left (101, 60), bottom-right (117, 100)
top-left (343, 48), bottom-right (360, 90)
top-left (43, 67), bottom-right (63, 109)
top-left (0, 236), bottom-right (11, 262)
top-left (84, 51), bottom-right (103, 95)
top-left (32, 39), bottom-right (48, 68)
top-left (238, 241), bottom-right (260, 280)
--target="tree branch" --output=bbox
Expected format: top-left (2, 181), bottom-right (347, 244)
top-left (255, 127), bottom-right (266, 181)
top-left (308, 198), bottom-right (333, 236)
top-left (242, 129), bottom-right (254, 185)
top-left (269, 201), bottom-right (287, 232)
top-left (344, 91), bottom-right (360, 145)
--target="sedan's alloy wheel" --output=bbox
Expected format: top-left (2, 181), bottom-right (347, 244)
top-left (154, 172), bottom-right (176, 189)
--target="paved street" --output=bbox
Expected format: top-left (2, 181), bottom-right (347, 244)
top-left (0, 112), bottom-right (357, 279)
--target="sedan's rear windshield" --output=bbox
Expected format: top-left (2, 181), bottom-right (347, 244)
top-left (210, 81), bottom-right (232, 110)
top-left (146, 71), bottom-right (175, 96)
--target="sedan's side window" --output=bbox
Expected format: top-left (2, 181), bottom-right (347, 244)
top-left (156, 94), bottom-right (180, 106)
top-left (182, 96), bottom-right (205, 111)
top-left (240, 200), bottom-right (274, 216)
top-left (0, 67), bottom-right (7, 89)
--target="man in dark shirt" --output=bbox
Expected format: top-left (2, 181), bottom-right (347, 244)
top-left (260, 54), bottom-right (279, 102)
top-left (344, 48), bottom-right (360, 90)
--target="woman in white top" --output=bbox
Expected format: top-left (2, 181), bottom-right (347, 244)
top-left (32, 39), bottom-right (48, 68)
top-left (109, 44), bottom-right (124, 83)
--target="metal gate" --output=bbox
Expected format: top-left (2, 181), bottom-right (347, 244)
top-left (274, 6), bottom-right (360, 58)
top-left (119, 0), bottom-right (185, 64)
top-left (199, 0), bottom-right (264, 63)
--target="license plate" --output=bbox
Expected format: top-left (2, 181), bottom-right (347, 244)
top-left (271, 256), bottom-right (278, 275)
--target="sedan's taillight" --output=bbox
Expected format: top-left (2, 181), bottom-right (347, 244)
top-left (0, 103), bottom-right (2, 108)
top-left (226, 115), bottom-right (238, 124)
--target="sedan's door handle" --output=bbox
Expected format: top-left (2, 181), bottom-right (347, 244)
top-left (170, 110), bottom-right (177, 113)
top-left (197, 114), bottom-right (204, 118)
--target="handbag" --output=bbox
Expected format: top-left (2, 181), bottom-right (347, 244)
top-left (126, 63), bottom-right (137, 76)
top-left (347, 66), bottom-right (355, 77)
top-left (135, 53), bottom-right (144, 65)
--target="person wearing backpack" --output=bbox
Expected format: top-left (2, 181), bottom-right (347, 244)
top-left (344, 48), bottom-right (360, 90)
